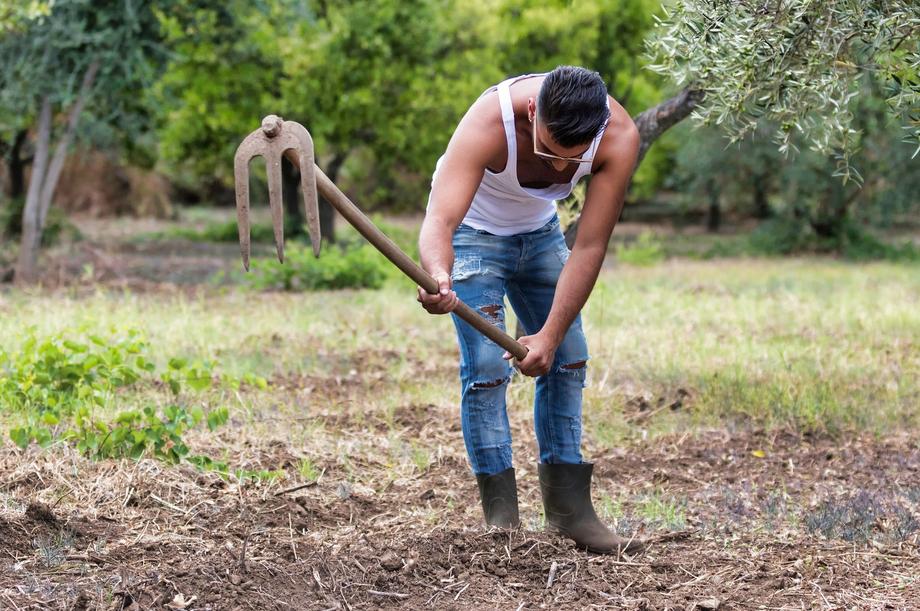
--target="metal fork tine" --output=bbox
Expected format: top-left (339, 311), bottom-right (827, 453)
top-left (282, 122), bottom-right (321, 258)
top-left (265, 152), bottom-right (285, 263)
top-left (233, 146), bottom-right (254, 271)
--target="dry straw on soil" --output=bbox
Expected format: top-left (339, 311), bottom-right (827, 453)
top-left (1, 429), bottom-right (917, 610)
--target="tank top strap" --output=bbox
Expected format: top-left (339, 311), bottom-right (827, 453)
top-left (496, 79), bottom-right (518, 175)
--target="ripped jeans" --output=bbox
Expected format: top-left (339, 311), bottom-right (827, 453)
top-left (450, 215), bottom-right (588, 476)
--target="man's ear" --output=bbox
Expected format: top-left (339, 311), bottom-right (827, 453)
top-left (527, 97), bottom-right (535, 123)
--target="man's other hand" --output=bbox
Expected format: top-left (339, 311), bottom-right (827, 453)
top-left (504, 332), bottom-right (557, 377)
top-left (417, 271), bottom-right (459, 315)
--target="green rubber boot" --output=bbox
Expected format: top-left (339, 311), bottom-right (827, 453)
top-left (539, 462), bottom-right (644, 555)
top-left (476, 467), bottom-right (521, 528)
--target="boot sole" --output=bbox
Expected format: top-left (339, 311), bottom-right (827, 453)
top-left (549, 526), bottom-right (645, 556)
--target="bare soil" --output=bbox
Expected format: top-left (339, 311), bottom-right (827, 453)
top-left (1, 220), bottom-right (918, 608)
top-left (2, 426), bottom-right (918, 610)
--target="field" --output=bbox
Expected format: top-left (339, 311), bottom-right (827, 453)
top-left (1, 217), bottom-right (919, 609)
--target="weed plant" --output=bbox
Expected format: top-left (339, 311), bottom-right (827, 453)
top-left (804, 490), bottom-right (920, 544)
top-left (0, 330), bottom-right (235, 466)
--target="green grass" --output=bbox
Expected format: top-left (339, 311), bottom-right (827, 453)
top-left (579, 260), bottom-right (919, 438)
top-left (1, 259), bottom-right (917, 452)
top-left (297, 457), bottom-right (321, 480)
top-left (636, 491), bottom-right (687, 530)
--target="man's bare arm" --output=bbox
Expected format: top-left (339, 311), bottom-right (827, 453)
top-left (417, 96), bottom-right (504, 314)
top-left (546, 122), bottom-right (639, 340)
top-left (512, 118), bottom-right (639, 375)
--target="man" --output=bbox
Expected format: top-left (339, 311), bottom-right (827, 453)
top-left (418, 66), bottom-right (641, 554)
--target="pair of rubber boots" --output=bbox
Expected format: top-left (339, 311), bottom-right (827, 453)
top-left (476, 463), bottom-right (644, 555)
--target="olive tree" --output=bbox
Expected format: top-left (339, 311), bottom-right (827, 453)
top-left (645, 0), bottom-right (919, 182)
top-left (558, 0), bottom-right (919, 242)
top-left (0, 0), bottom-right (166, 283)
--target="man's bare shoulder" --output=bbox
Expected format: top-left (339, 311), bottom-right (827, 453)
top-left (593, 95), bottom-right (640, 173)
top-left (447, 89), bottom-right (507, 166)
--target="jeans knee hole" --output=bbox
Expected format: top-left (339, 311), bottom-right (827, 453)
top-left (451, 256), bottom-right (481, 282)
top-left (471, 376), bottom-right (509, 390)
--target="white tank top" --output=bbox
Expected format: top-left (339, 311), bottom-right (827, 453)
top-left (429, 73), bottom-right (606, 236)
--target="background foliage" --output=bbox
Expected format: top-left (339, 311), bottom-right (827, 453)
top-left (0, 0), bottom-right (917, 259)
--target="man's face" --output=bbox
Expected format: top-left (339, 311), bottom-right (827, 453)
top-left (528, 97), bottom-right (592, 172)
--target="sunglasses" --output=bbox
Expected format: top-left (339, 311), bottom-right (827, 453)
top-left (531, 112), bottom-right (600, 164)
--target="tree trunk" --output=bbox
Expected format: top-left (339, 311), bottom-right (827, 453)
top-left (633, 87), bottom-right (705, 167)
top-left (15, 61), bottom-right (99, 284)
top-left (15, 98), bottom-right (52, 284)
top-left (321, 151), bottom-right (348, 244)
top-left (706, 178), bottom-right (721, 232)
top-left (8, 129), bottom-right (28, 199)
top-left (37, 61), bottom-right (99, 229)
top-left (752, 173), bottom-right (770, 219)
top-left (563, 87), bottom-right (704, 247)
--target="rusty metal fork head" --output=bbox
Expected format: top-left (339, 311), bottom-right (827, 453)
top-left (233, 115), bottom-right (322, 270)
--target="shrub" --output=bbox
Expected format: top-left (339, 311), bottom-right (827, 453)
top-left (746, 218), bottom-right (813, 256)
top-left (744, 218), bottom-right (920, 261)
top-left (153, 219), bottom-right (276, 243)
top-left (615, 231), bottom-right (666, 266)
top-left (246, 241), bottom-right (390, 291)
top-left (837, 224), bottom-right (920, 262)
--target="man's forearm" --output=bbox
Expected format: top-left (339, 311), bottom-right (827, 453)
top-left (540, 245), bottom-right (606, 344)
top-left (418, 216), bottom-right (456, 278)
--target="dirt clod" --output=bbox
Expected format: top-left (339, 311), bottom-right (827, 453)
top-left (26, 500), bottom-right (58, 524)
top-left (379, 551), bottom-right (402, 571)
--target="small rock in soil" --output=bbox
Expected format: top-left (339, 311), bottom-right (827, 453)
top-left (379, 552), bottom-right (402, 571)
top-left (695, 598), bottom-right (721, 610)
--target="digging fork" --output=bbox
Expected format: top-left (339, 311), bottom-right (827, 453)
top-left (234, 115), bottom-right (528, 360)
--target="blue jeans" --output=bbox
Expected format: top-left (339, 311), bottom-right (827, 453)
top-left (450, 215), bottom-right (589, 476)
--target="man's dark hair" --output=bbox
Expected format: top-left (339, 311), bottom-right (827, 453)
top-left (537, 66), bottom-right (610, 148)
